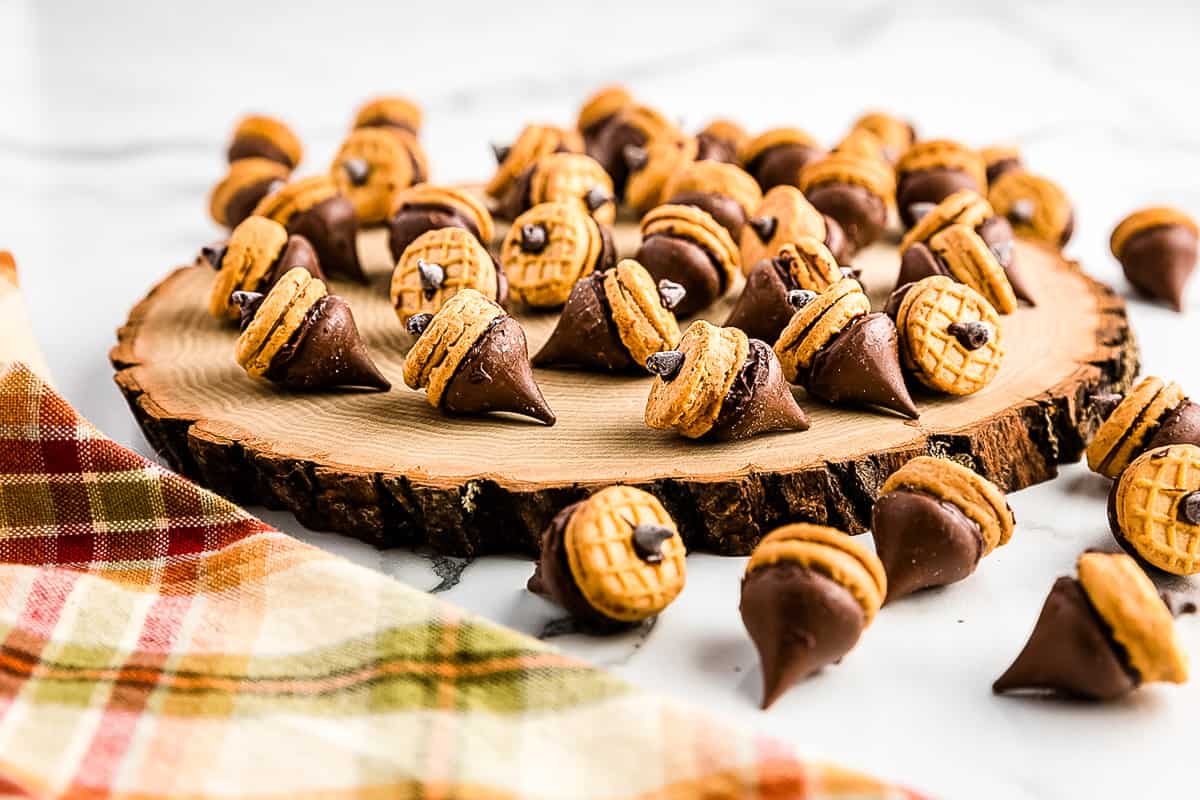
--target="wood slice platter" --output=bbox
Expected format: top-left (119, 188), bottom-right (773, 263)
top-left (111, 223), bottom-right (1137, 556)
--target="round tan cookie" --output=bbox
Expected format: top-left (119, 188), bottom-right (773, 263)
top-left (881, 455), bottom-right (1014, 555)
top-left (501, 201), bottom-right (603, 308)
top-left (640, 204), bottom-right (740, 290)
top-left (798, 153), bottom-right (896, 205)
top-left (390, 184), bottom-right (495, 244)
top-left (850, 112), bottom-right (915, 162)
top-left (1077, 551), bottom-right (1188, 683)
top-left (564, 485), bottom-right (687, 623)
top-left (662, 160), bottom-right (763, 219)
top-left (738, 127), bottom-right (821, 167)
top-left (1086, 376), bottom-right (1186, 479)
top-left (530, 152), bottom-right (616, 225)
top-left (988, 171), bottom-right (1073, 246)
top-left (209, 158), bottom-right (291, 228)
top-left (352, 95), bottom-right (422, 133)
top-left (391, 228), bottom-right (499, 324)
top-left (402, 288), bottom-right (504, 407)
top-left (576, 84), bottom-right (633, 133)
top-left (1110, 207), bottom-right (1199, 258)
top-left (739, 185), bottom-right (828, 272)
top-left (895, 276), bottom-right (1004, 396)
top-left (774, 278), bottom-right (871, 380)
top-left (899, 189), bottom-right (995, 254)
top-left (603, 259), bottom-right (682, 365)
top-left (252, 175), bottom-right (339, 226)
top-left (624, 134), bottom-right (699, 213)
top-left (746, 523), bottom-right (886, 623)
top-left (235, 268), bottom-right (327, 378)
top-left (331, 128), bottom-right (415, 225)
top-left (775, 238), bottom-right (843, 293)
top-left (896, 140), bottom-right (986, 192)
top-left (644, 320), bottom-right (748, 439)
top-left (230, 115), bottom-right (303, 168)
top-left (208, 216), bottom-right (290, 321)
top-left (487, 124), bottom-right (583, 199)
top-left (928, 224), bottom-right (1017, 314)
top-left (1115, 443), bottom-right (1200, 576)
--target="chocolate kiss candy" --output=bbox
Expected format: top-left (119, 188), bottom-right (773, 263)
top-left (808, 313), bottom-right (919, 419)
top-left (872, 491), bottom-right (983, 601)
top-left (231, 290), bottom-right (265, 331)
top-left (977, 216), bottom-right (1035, 306)
top-left (533, 273), bottom-right (637, 371)
top-left (443, 317), bottom-right (556, 425)
top-left (710, 340), bottom-right (810, 441)
top-left (202, 242), bottom-right (228, 270)
top-left (268, 295), bottom-right (391, 391)
top-left (1148, 399), bottom-right (1200, 450)
top-left (342, 158), bottom-right (370, 187)
top-left (992, 577), bottom-right (1137, 700)
top-left (287, 196), bottom-right (366, 283)
top-left (895, 242), bottom-right (949, 290)
top-left (722, 258), bottom-right (797, 343)
top-left (268, 235), bottom-right (324, 286)
top-left (1120, 224), bottom-right (1197, 311)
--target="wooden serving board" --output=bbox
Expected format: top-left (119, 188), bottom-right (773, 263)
top-left (111, 224), bottom-right (1136, 556)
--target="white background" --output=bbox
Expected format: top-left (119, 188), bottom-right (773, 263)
top-left (2, 2), bottom-right (1199, 797)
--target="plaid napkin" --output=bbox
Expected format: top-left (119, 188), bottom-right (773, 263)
top-left (0, 267), bottom-right (922, 798)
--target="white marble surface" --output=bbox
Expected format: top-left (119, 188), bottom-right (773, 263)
top-left (3, 1), bottom-right (1200, 797)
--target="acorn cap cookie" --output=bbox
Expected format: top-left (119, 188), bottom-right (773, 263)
top-left (798, 154), bottom-right (895, 255)
top-left (527, 152), bottom-right (616, 225)
top-left (635, 204), bottom-right (740, 317)
top-left (741, 523), bottom-right (886, 707)
top-left (227, 114), bottom-right (303, 169)
top-left (926, 223), bottom-right (1017, 314)
top-left (591, 104), bottom-right (680, 194)
top-left (391, 227), bottom-right (502, 325)
top-left (623, 134), bottom-right (700, 214)
top-left (895, 139), bottom-right (987, 227)
top-left (893, 275), bottom-right (1004, 396)
top-left (402, 288), bottom-right (554, 424)
top-left (488, 123), bottom-right (584, 200)
top-left (899, 189), bottom-right (995, 254)
top-left (995, 551), bottom-right (1187, 700)
top-left (661, 159), bottom-right (763, 237)
top-left (534, 259), bottom-right (684, 373)
top-left (331, 127), bottom-right (416, 225)
top-left (738, 127), bottom-right (825, 191)
top-left (643, 320), bottom-right (808, 441)
top-left (252, 175), bottom-right (365, 283)
top-left (1110, 206), bottom-right (1198, 312)
top-left (352, 95), bottom-right (423, 134)
top-left (725, 237), bottom-right (844, 343)
top-left (209, 157), bottom-right (291, 228)
top-left (849, 111), bottom-right (916, 163)
top-left (387, 183), bottom-right (495, 262)
top-left (980, 145), bottom-right (1023, 183)
top-left (696, 118), bottom-right (747, 163)
top-left (233, 267), bottom-right (389, 391)
top-left (501, 201), bottom-right (614, 308)
top-left (206, 215), bottom-right (323, 321)
top-left (1085, 376), bottom-right (1195, 479)
top-left (527, 485), bottom-right (686, 629)
top-left (1112, 443), bottom-right (1200, 575)
top-left (576, 84), bottom-right (633, 139)
top-left (988, 171), bottom-right (1075, 247)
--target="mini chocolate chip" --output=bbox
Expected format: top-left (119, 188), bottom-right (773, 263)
top-left (1160, 589), bottom-right (1198, 618)
top-left (519, 223), bottom-right (549, 254)
top-left (1090, 391), bottom-right (1125, 421)
top-left (230, 290), bottom-right (265, 331)
top-left (909, 202), bottom-right (937, 222)
top-left (787, 289), bottom-right (817, 310)
top-left (772, 248), bottom-right (796, 271)
top-left (1181, 491), bottom-right (1200, 525)
top-left (491, 143), bottom-right (511, 164)
top-left (840, 265), bottom-right (862, 280)
top-left (342, 158), bottom-right (370, 187)
top-left (748, 215), bottom-right (777, 243)
top-left (622, 144), bottom-right (649, 172)
top-left (657, 279), bottom-right (686, 311)
top-left (201, 243), bottom-right (228, 270)
top-left (417, 259), bottom-right (445, 297)
top-left (947, 321), bottom-right (991, 350)
top-left (630, 522), bottom-right (675, 564)
top-left (1151, 448), bottom-right (1170, 460)
top-left (989, 240), bottom-right (1014, 267)
top-left (1008, 199), bottom-right (1036, 225)
top-left (584, 187), bottom-right (612, 212)
top-left (646, 350), bottom-right (685, 380)
top-left (407, 312), bottom-right (434, 337)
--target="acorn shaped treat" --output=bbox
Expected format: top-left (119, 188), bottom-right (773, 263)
top-left (253, 175), bottom-right (366, 283)
top-left (994, 551), bottom-right (1188, 700)
top-left (695, 118), bottom-right (747, 164)
top-left (798, 154), bottom-right (896, 256)
top-left (329, 128), bottom-right (419, 226)
top-left (387, 184), bottom-right (495, 262)
top-left (391, 227), bottom-right (504, 326)
top-left (1109, 444), bottom-right (1200, 576)
top-left (849, 111), bottom-right (916, 164)
top-left (209, 157), bottom-right (291, 229)
top-left (1110, 207), bottom-right (1198, 312)
top-left (895, 140), bottom-right (987, 228)
top-left (226, 114), bottom-right (303, 169)
top-left (576, 84), bottom-right (634, 155)
top-left (738, 127), bottom-right (825, 192)
top-left (233, 268), bottom-right (389, 392)
top-left (352, 95), bottom-right (423, 136)
top-left (980, 145), bottom-right (1023, 184)
top-left (775, 279), bottom-right (919, 419)
top-left (497, 152), bottom-right (615, 225)
top-left (740, 185), bottom-right (850, 269)
top-left (590, 104), bottom-right (679, 196)
top-left (895, 223), bottom-right (1017, 314)
top-left (635, 205), bottom-right (740, 317)
top-left (873, 456), bottom-right (1014, 601)
top-left (205, 215), bottom-right (323, 322)
top-left (501, 201), bottom-right (615, 308)
top-left (534, 259), bottom-right (684, 372)
top-left (643, 321), bottom-right (809, 441)
top-left (403, 289), bottom-right (555, 424)
top-left (527, 485), bottom-right (686, 631)
top-left (623, 134), bottom-right (700, 214)
top-left (661, 160), bottom-right (763, 238)
top-left (898, 189), bottom-right (1033, 306)
top-left (725, 237), bottom-right (843, 343)
top-left (741, 523), bottom-right (886, 708)
top-left (1086, 376), bottom-right (1200, 479)
top-left (988, 171), bottom-right (1074, 248)
top-left (487, 124), bottom-right (584, 204)
top-left (891, 276), bottom-right (1004, 396)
